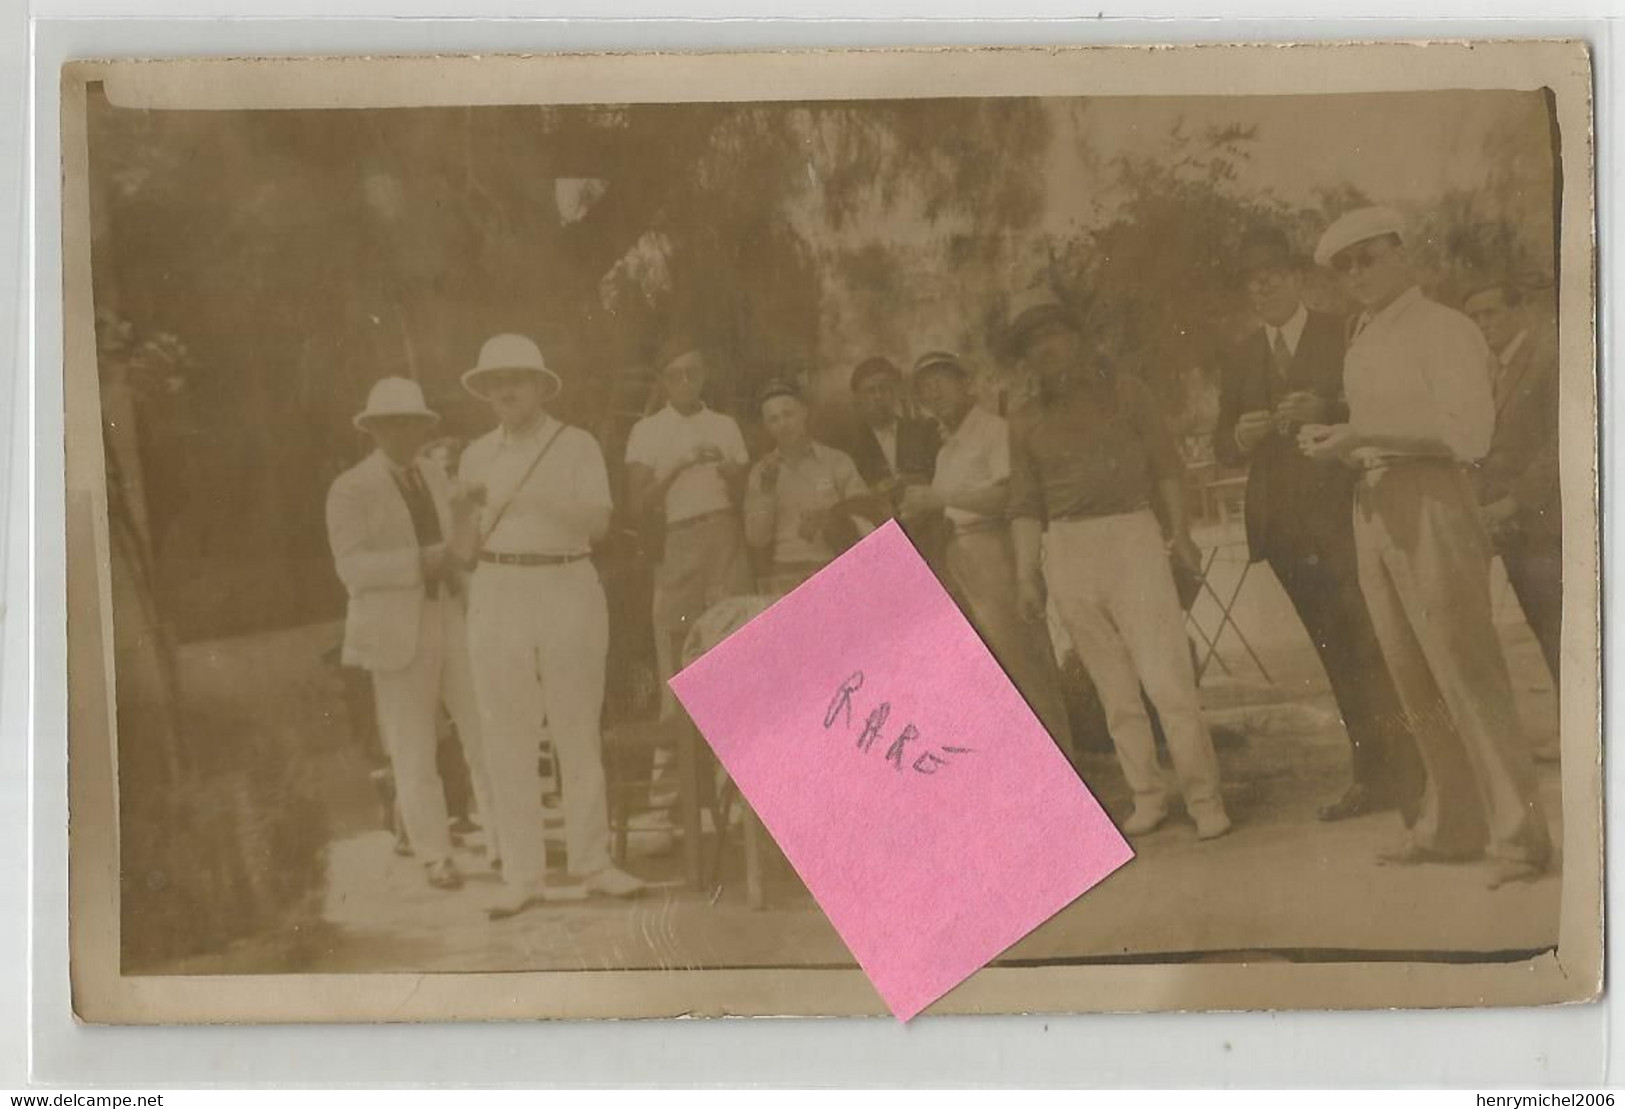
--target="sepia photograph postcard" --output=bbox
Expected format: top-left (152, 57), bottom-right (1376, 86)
top-left (61, 40), bottom-right (1600, 1023)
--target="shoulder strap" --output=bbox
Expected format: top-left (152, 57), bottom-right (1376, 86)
top-left (479, 423), bottom-right (569, 548)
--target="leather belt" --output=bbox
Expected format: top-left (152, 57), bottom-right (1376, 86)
top-left (478, 550), bottom-right (591, 567)
top-left (1360, 455), bottom-right (1454, 472)
top-left (1051, 502), bottom-right (1152, 524)
top-left (950, 518), bottom-right (1006, 537)
top-left (1359, 457), bottom-right (1459, 485)
top-left (665, 507), bottom-right (736, 533)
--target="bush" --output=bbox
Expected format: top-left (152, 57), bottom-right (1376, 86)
top-left (120, 742), bottom-right (329, 972)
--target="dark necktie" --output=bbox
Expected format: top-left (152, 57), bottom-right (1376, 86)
top-left (1269, 329), bottom-right (1293, 384)
top-left (394, 464), bottom-right (443, 598)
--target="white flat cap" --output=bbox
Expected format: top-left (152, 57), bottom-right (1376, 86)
top-left (1314, 206), bottom-right (1407, 267)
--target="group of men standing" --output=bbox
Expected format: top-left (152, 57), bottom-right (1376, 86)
top-left (1272, 206), bottom-right (1558, 887)
top-left (327, 335), bottom-right (647, 920)
top-left (326, 201), bottom-right (1563, 920)
top-left (639, 307), bottom-right (1235, 840)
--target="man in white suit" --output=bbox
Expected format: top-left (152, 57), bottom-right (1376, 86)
top-left (325, 377), bottom-right (497, 891)
top-left (453, 334), bottom-right (645, 919)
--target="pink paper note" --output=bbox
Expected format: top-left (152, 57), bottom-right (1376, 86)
top-left (670, 520), bottom-right (1134, 1021)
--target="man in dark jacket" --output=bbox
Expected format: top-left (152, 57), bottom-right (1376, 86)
top-left (844, 355), bottom-right (945, 563)
top-left (1213, 225), bottom-right (1423, 822)
top-left (844, 356), bottom-right (941, 489)
top-left (1463, 280), bottom-right (1562, 707)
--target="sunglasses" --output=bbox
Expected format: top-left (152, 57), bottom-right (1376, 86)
top-left (1331, 243), bottom-right (1397, 275)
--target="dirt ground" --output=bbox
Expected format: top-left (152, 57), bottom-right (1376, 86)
top-left (151, 530), bottom-right (1569, 982)
top-left (307, 640), bottom-right (1564, 975)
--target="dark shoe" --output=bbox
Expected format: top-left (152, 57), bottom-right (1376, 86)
top-left (1376, 839), bottom-right (1479, 866)
top-left (1375, 839), bottom-right (1438, 866)
top-left (1318, 783), bottom-right (1380, 822)
top-left (425, 858), bottom-right (463, 891)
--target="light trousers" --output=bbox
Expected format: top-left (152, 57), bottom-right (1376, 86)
top-left (1354, 463), bottom-right (1551, 864)
top-left (945, 527), bottom-right (1073, 751)
top-left (652, 513), bottom-right (751, 718)
top-left (1043, 510), bottom-right (1224, 817)
top-left (467, 559), bottom-right (613, 888)
top-left (370, 596), bottom-right (497, 865)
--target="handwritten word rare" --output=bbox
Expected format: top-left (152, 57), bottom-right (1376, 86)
top-left (823, 671), bottom-right (976, 775)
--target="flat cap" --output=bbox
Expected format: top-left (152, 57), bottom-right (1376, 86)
top-left (910, 350), bottom-right (968, 379)
top-left (850, 356), bottom-right (902, 392)
top-left (756, 379), bottom-right (803, 410)
top-left (1314, 206), bottom-right (1407, 268)
top-left (654, 333), bottom-right (704, 374)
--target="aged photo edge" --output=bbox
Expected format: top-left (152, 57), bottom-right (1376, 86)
top-left (59, 40), bottom-right (1602, 1024)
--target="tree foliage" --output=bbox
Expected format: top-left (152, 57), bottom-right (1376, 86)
top-left (90, 91), bottom-right (1554, 638)
top-left (1047, 122), bottom-right (1293, 412)
top-left (90, 93), bottom-right (1052, 638)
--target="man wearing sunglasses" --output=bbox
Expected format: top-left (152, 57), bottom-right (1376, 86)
top-left (1298, 207), bottom-right (1551, 889)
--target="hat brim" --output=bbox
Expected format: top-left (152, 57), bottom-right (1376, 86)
top-left (656, 345), bottom-right (704, 375)
top-left (353, 408), bottom-right (440, 431)
top-left (1315, 229), bottom-right (1404, 268)
top-left (912, 357), bottom-right (967, 381)
top-left (460, 365), bottom-right (564, 401)
top-left (756, 385), bottom-right (803, 410)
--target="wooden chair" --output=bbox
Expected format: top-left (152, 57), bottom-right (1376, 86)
top-left (601, 715), bottom-right (699, 880)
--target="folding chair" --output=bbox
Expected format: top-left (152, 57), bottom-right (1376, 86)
top-left (1187, 540), bottom-right (1273, 684)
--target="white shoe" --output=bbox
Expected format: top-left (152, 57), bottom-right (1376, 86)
top-left (486, 881), bottom-right (587, 920)
top-left (1121, 806), bottom-right (1168, 836)
top-left (1194, 808), bottom-right (1233, 841)
top-left (583, 865), bottom-right (646, 898)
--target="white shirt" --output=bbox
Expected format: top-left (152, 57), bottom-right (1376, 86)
top-left (743, 442), bottom-right (867, 565)
top-left (870, 422), bottom-right (899, 475)
top-left (931, 405), bottom-right (1010, 530)
top-left (1344, 285), bottom-right (1496, 464)
top-left (624, 404), bottom-right (749, 524)
top-left (1265, 302), bottom-right (1309, 359)
top-left (459, 414), bottom-right (612, 555)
